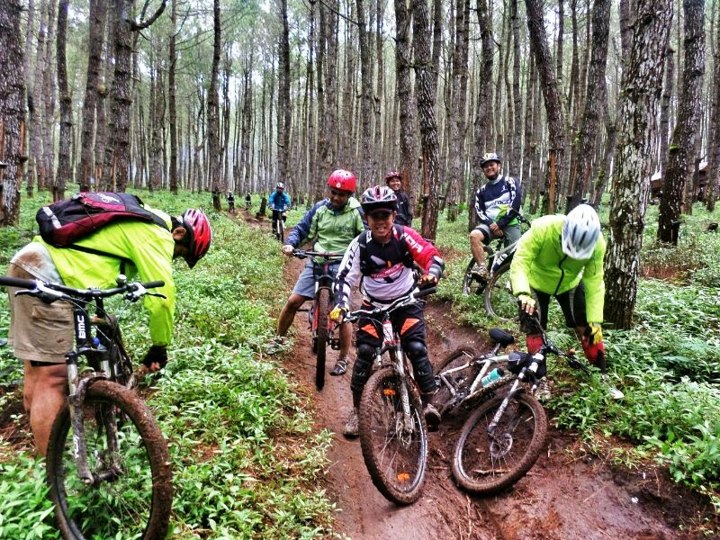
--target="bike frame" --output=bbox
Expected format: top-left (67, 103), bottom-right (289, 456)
top-left (310, 259), bottom-right (340, 348)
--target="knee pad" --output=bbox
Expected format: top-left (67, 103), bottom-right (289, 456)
top-left (404, 340), bottom-right (427, 361)
top-left (350, 344), bottom-right (376, 394)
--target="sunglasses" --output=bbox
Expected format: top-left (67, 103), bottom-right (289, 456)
top-left (368, 210), bottom-right (393, 220)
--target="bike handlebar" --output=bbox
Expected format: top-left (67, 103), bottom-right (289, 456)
top-left (0, 276), bottom-right (166, 303)
top-left (344, 286), bottom-right (437, 323)
top-left (292, 249), bottom-right (344, 261)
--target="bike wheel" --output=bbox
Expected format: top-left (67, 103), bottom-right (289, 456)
top-left (433, 347), bottom-right (477, 417)
top-left (315, 288), bottom-right (330, 391)
top-left (462, 259), bottom-right (486, 296)
top-left (46, 380), bottom-right (172, 540)
top-left (452, 390), bottom-right (547, 495)
top-left (358, 367), bottom-right (428, 505)
top-left (484, 264), bottom-right (517, 321)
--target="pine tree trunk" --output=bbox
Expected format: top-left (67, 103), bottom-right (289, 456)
top-left (706, 5), bottom-right (720, 212)
top-left (606, 0), bottom-right (673, 329)
top-left (413, 0), bottom-right (441, 240)
top-left (0, 0), bottom-right (26, 226)
top-left (658, 0), bottom-right (705, 244)
top-left (168, 0), bottom-right (178, 194)
top-left (55, 0), bottom-right (71, 201)
top-left (356, 0), bottom-right (373, 186)
top-left (525, 0), bottom-right (567, 214)
top-left (394, 0), bottom-right (417, 206)
top-left (277, 0), bottom-right (291, 189)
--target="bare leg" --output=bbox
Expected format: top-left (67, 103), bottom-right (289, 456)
top-left (339, 322), bottom-right (352, 358)
top-left (277, 293), bottom-right (309, 336)
top-left (23, 361), bottom-right (67, 457)
top-left (469, 229), bottom-right (487, 267)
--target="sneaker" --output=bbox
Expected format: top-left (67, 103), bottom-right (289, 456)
top-left (423, 403), bottom-right (441, 432)
top-left (330, 357), bottom-right (348, 376)
top-left (601, 375), bottom-right (625, 400)
top-left (535, 377), bottom-right (552, 402)
top-left (343, 409), bottom-right (359, 438)
top-left (266, 336), bottom-right (286, 355)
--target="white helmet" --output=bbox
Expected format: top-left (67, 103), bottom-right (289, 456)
top-left (562, 204), bottom-right (601, 259)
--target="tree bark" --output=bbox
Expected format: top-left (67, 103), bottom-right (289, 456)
top-left (55, 0), bottom-right (71, 201)
top-left (208, 0), bottom-right (223, 210)
top-left (525, 0), bottom-right (568, 214)
top-left (707, 2), bottom-right (720, 212)
top-left (394, 0), bottom-right (417, 205)
top-left (168, 0), bottom-right (178, 194)
top-left (566, 0), bottom-right (610, 211)
top-left (356, 0), bottom-right (373, 186)
top-left (413, 0), bottom-right (441, 239)
top-left (658, 0), bottom-right (705, 244)
top-left (277, 0), bottom-right (291, 190)
top-left (606, 0), bottom-right (673, 329)
top-left (0, 0), bottom-right (26, 226)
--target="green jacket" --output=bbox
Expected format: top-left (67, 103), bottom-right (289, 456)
top-left (286, 197), bottom-right (365, 254)
top-left (509, 214), bottom-right (606, 323)
top-left (36, 208), bottom-right (176, 346)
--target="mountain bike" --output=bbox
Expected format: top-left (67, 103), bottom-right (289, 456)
top-left (0, 275), bottom-right (173, 540)
top-left (344, 287), bottom-right (436, 505)
top-left (462, 211), bottom-right (531, 321)
top-left (292, 249), bottom-right (343, 391)
top-left (271, 208), bottom-right (286, 242)
top-left (440, 326), bottom-right (589, 495)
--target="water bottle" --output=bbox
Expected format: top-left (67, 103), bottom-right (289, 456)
top-left (481, 367), bottom-right (505, 387)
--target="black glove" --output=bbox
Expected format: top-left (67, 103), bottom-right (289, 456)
top-left (142, 345), bottom-right (168, 370)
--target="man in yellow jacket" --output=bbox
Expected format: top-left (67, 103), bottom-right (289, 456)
top-left (509, 204), bottom-right (607, 371)
top-left (5, 202), bottom-right (212, 455)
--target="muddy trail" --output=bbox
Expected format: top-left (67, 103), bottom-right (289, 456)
top-left (249, 208), bottom-right (716, 540)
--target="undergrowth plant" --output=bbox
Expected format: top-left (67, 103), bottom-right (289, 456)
top-left (0, 188), bottom-right (335, 539)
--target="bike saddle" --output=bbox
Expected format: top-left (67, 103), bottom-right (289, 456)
top-left (489, 328), bottom-right (515, 347)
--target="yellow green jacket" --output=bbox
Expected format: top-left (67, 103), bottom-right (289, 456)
top-left (36, 208), bottom-right (176, 346)
top-left (509, 214), bottom-right (606, 323)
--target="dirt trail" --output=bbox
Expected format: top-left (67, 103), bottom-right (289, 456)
top-left (273, 241), bottom-right (715, 540)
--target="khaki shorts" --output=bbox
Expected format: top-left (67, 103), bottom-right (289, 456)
top-left (7, 263), bottom-right (74, 364)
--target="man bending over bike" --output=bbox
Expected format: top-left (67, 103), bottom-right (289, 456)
top-left (330, 185), bottom-right (445, 438)
top-left (268, 181), bottom-right (291, 232)
top-left (509, 204), bottom-right (621, 399)
top-left (275, 170), bottom-right (365, 375)
top-left (470, 152), bottom-right (522, 279)
top-left (5, 205), bottom-right (212, 455)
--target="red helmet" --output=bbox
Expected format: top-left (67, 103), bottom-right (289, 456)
top-left (181, 209), bottom-right (212, 268)
top-left (385, 170), bottom-right (402, 183)
top-left (327, 169), bottom-right (357, 193)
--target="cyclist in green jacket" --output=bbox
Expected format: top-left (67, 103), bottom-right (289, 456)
top-left (5, 205), bottom-right (212, 455)
top-left (509, 204), bottom-right (608, 373)
top-left (275, 170), bottom-right (365, 376)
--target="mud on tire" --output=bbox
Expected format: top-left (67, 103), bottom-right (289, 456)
top-left (358, 368), bottom-right (428, 505)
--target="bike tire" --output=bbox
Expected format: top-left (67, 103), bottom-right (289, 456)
top-left (46, 380), bottom-right (172, 540)
top-left (462, 259), bottom-right (486, 296)
top-left (315, 288), bottom-right (330, 391)
top-left (433, 347), bottom-right (477, 417)
top-left (358, 367), bottom-right (428, 505)
top-left (452, 390), bottom-right (547, 495)
top-left (484, 264), bottom-right (517, 321)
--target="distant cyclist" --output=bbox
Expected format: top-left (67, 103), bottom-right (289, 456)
top-left (268, 182), bottom-right (291, 233)
top-left (274, 170), bottom-right (365, 376)
top-left (384, 170), bottom-right (413, 226)
top-left (469, 152), bottom-right (522, 279)
top-left (330, 185), bottom-right (445, 438)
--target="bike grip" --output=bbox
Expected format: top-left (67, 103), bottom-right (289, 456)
top-left (0, 276), bottom-right (38, 290)
top-left (415, 286), bottom-right (437, 298)
top-left (142, 281), bottom-right (165, 289)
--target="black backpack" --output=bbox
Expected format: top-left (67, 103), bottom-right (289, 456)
top-left (36, 192), bottom-right (168, 248)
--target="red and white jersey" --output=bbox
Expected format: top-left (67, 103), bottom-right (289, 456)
top-left (335, 225), bottom-right (443, 306)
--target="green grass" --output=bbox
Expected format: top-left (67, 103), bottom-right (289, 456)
top-left (0, 187), bottom-right (334, 538)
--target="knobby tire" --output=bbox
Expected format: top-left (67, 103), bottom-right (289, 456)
top-left (452, 390), bottom-right (547, 495)
top-left (433, 347), bottom-right (477, 417)
top-left (46, 380), bottom-right (172, 540)
top-left (484, 264), bottom-right (517, 321)
top-left (462, 259), bottom-right (486, 296)
top-left (358, 367), bottom-right (428, 505)
top-left (315, 287), bottom-right (330, 391)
